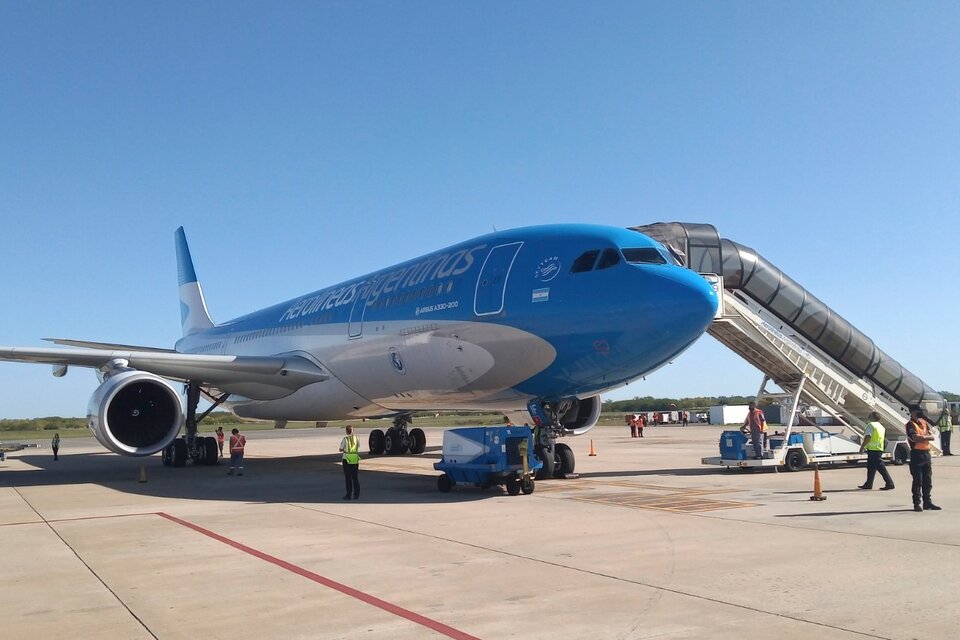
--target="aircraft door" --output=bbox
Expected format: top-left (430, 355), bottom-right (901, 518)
top-left (348, 281), bottom-right (373, 339)
top-left (474, 242), bottom-right (522, 316)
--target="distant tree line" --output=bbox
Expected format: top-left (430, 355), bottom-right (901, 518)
top-left (5, 394), bottom-right (958, 429)
top-left (0, 411), bottom-right (244, 432)
top-left (602, 396), bottom-right (755, 413)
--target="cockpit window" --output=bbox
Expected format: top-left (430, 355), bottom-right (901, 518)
top-left (596, 248), bottom-right (621, 270)
top-left (622, 248), bottom-right (667, 265)
top-left (571, 250), bottom-right (600, 273)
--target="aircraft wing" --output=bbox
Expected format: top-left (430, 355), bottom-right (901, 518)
top-left (43, 338), bottom-right (178, 353)
top-left (0, 346), bottom-right (330, 400)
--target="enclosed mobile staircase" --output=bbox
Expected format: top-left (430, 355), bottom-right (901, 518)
top-left (631, 223), bottom-right (944, 468)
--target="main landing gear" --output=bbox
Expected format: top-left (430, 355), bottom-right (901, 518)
top-left (529, 399), bottom-right (577, 480)
top-left (162, 382), bottom-right (229, 467)
top-left (368, 414), bottom-right (427, 456)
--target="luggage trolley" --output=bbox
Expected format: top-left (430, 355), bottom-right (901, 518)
top-left (434, 425), bottom-right (542, 495)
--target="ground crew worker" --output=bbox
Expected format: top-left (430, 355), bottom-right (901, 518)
top-left (937, 407), bottom-right (952, 456)
top-left (626, 414), bottom-right (637, 438)
top-left (741, 402), bottom-right (767, 459)
top-left (858, 412), bottom-right (894, 490)
top-left (51, 432), bottom-right (60, 461)
top-left (228, 428), bottom-right (246, 476)
top-left (215, 426), bottom-right (225, 458)
top-left (339, 425), bottom-right (361, 500)
top-left (906, 405), bottom-right (939, 512)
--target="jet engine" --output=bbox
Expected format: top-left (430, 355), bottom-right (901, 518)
top-left (558, 395), bottom-right (602, 435)
top-left (87, 370), bottom-right (184, 456)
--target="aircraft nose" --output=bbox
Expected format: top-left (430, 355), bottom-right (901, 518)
top-left (653, 268), bottom-right (719, 343)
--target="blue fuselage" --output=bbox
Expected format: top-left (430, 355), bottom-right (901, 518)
top-left (176, 224), bottom-right (718, 420)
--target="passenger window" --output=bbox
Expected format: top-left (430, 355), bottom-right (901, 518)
top-left (571, 250), bottom-right (600, 273)
top-left (596, 248), bottom-right (621, 270)
top-left (621, 248), bottom-right (667, 265)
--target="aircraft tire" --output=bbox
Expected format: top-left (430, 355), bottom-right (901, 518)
top-left (409, 428), bottom-right (426, 454)
top-left (535, 444), bottom-right (555, 480)
top-left (369, 429), bottom-right (385, 455)
top-left (171, 438), bottom-right (187, 467)
top-left (203, 437), bottom-right (219, 465)
top-left (554, 442), bottom-right (575, 478)
top-left (505, 476), bottom-right (521, 496)
top-left (385, 429), bottom-right (405, 455)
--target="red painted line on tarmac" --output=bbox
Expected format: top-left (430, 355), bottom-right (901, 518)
top-left (157, 512), bottom-right (482, 640)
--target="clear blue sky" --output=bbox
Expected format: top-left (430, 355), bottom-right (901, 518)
top-left (1, 2), bottom-right (958, 419)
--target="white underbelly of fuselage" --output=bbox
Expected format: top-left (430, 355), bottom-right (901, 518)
top-left (218, 320), bottom-right (556, 421)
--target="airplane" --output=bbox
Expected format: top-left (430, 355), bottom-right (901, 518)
top-left (0, 223), bottom-right (718, 478)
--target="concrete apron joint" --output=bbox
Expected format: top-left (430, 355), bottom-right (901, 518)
top-left (11, 487), bottom-right (160, 640)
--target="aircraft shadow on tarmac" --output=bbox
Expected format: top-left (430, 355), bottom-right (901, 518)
top-left (580, 467), bottom-right (722, 478)
top-left (0, 448), bottom-right (511, 506)
top-left (775, 509), bottom-right (917, 517)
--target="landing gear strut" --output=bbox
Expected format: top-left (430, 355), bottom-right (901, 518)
top-left (368, 414), bottom-right (426, 455)
top-left (529, 399), bottom-right (577, 479)
top-left (162, 381), bottom-right (229, 467)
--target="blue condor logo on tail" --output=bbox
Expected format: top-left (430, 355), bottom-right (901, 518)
top-left (279, 243), bottom-right (488, 322)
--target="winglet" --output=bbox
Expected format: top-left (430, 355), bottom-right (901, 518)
top-left (176, 227), bottom-right (215, 336)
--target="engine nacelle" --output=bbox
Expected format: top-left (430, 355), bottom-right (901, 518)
top-left (87, 370), bottom-right (184, 456)
top-left (559, 395), bottom-right (602, 436)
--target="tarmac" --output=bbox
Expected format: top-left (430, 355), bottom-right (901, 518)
top-left (1, 424), bottom-right (958, 640)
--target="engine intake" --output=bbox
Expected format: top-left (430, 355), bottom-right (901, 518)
top-left (559, 395), bottom-right (602, 435)
top-left (87, 371), bottom-right (183, 456)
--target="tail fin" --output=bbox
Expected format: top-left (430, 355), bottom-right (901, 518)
top-left (175, 227), bottom-right (215, 336)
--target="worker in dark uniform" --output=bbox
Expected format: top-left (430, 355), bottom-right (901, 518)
top-left (906, 405), bottom-right (940, 512)
top-left (51, 433), bottom-right (61, 461)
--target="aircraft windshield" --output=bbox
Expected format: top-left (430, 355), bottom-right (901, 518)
top-left (622, 248), bottom-right (667, 265)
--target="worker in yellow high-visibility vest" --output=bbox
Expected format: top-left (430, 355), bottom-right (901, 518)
top-left (339, 425), bottom-right (361, 500)
top-left (938, 407), bottom-right (953, 456)
top-left (858, 412), bottom-right (894, 491)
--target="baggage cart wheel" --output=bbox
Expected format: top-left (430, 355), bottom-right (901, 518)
top-left (784, 450), bottom-right (804, 472)
top-left (505, 476), bottom-right (521, 496)
top-left (437, 474), bottom-right (453, 493)
top-left (521, 477), bottom-right (535, 495)
top-left (893, 444), bottom-right (909, 465)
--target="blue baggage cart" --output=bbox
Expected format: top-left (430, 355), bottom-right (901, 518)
top-left (434, 425), bottom-right (543, 495)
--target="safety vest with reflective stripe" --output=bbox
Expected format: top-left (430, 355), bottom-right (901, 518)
top-left (230, 434), bottom-right (246, 453)
top-left (864, 421), bottom-right (885, 452)
top-left (939, 413), bottom-right (953, 433)
top-left (342, 435), bottom-right (360, 464)
top-left (908, 420), bottom-right (931, 451)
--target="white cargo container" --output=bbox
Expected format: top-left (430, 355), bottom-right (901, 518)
top-left (709, 405), bottom-right (749, 426)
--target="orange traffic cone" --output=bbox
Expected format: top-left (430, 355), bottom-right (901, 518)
top-left (588, 439), bottom-right (597, 456)
top-left (809, 464), bottom-right (826, 501)
top-left (138, 464), bottom-right (147, 483)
